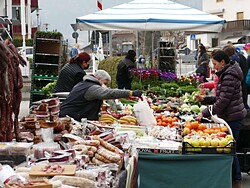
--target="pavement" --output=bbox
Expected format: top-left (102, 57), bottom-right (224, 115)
top-left (19, 63), bottom-right (250, 187)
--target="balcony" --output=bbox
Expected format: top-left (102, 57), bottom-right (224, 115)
top-left (222, 20), bottom-right (250, 32)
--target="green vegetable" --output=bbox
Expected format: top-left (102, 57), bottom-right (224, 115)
top-left (42, 80), bottom-right (57, 96)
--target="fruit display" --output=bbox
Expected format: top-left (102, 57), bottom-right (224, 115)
top-left (155, 115), bottom-right (179, 127)
top-left (99, 113), bottom-right (138, 125)
top-left (182, 121), bottom-right (235, 154)
top-left (183, 121), bottom-right (229, 136)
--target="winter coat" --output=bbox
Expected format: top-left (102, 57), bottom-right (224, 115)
top-left (116, 57), bottom-right (136, 85)
top-left (201, 61), bottom-right (247, 121)
top-left (59, 75), bottom-right (130, 121)
top-left (53, 63), bottom-right (86, 93)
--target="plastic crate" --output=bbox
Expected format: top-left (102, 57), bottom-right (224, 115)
top-left (182, 141), bottom-right (236, 154)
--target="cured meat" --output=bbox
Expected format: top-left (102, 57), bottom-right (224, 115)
top-left (0, 41), bottom-right (24, 141)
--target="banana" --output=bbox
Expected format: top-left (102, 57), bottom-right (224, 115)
top-left (120, 116), bottom-right (137, 124)
top-left (118, 119), bottom-right (130, 124)
top-left (100, 114), bottom-right (117, 121)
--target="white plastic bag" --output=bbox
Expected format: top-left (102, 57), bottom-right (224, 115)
top-left (208, 106), bottom-right (232, 135)
top-left (133, 96), bottom-right (157, 127)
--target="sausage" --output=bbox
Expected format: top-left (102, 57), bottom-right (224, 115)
top-left (97, 147), bottom-right (121, 163)
top-left (51, 176), bottom-right (96, 188)
top-left (95, 153), bottom-right (112, 163)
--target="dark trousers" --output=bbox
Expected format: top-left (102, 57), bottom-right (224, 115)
top-left (228, 120), bottom-right (242, 181)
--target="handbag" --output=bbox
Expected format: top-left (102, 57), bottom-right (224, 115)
top-left (208, 106), bottom-right (233, 135)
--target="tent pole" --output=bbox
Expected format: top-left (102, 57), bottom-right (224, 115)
top-left (152, 31), bottom-right (154, 68)
top-left (109, 31), bottom-right (113, 57)
top-left (136, 31), bottom-right (139, 57)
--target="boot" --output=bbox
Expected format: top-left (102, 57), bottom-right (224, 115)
top-left (232, 180), bottom-right (242, 188)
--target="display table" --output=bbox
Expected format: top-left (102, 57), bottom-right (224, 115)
top-left (138, 153), bottom-right (233, 188)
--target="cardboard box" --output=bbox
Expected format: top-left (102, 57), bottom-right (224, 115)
top-left (5, 180), bottom-right (52, 188)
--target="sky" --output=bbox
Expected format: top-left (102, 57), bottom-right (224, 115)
top-left (36, 0), bottom-right (202, 47)
top-left (37, 0), bottom-right (131, 47)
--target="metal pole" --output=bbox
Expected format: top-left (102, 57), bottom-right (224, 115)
top-left (109, 31), bottom-right (112, 57)
top-left (152, 31), bottom-right (154, 68)
top-left (21, 0), bottom-right (26, 59)
top-left (136, 31), bottom-right (139, 56)
top-left (27, 0), bottom-right (31, 39)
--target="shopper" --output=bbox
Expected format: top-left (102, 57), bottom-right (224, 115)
top-left (223, 45), bottom-right (249, 109)
top-left (195, 50), bottom-right (247, 188)
top-left (116, 50), bottom-right (136, 89)
top-left (195, 44), bottom-right (210, 82)
top-left (69, 43), bottom-right (80, 58)
top-left (59, 70), bottom-right (142, 121)
top-left (53, 52), bottom-right (91, 93)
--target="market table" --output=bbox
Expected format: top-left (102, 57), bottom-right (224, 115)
top-left (138, 153), bottom-right (233, 188)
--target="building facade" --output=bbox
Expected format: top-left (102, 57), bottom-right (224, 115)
top-left (203, 0), bottom-right (250, 45)
top-left (0, 0), bottom-right (38, 38)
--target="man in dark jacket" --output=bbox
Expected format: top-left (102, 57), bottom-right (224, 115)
top-left (59, 70), bottom-right (142, 121)
top-left (53, 52), bottom-right (91, 93)
top-left (116, 50), bottom-right (136, 89)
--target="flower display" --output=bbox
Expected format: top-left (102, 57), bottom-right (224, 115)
top-left (130, 68), bottom-right (177, 86)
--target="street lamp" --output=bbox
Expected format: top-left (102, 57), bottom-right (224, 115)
top-left (36, 8), bottom-right (42, 31)
top-left (44, 23), bottom-right (49, 31)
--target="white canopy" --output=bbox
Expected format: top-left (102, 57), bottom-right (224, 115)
top-left (76, 0), bottom-right (224, 32)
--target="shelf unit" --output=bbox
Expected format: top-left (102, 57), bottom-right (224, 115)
top-left (157, 41), bottom-right (176, 73)
top-left (30, 37), bottom-right (63, 106)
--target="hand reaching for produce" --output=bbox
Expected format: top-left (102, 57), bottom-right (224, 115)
top-left (196, 113), bottom-right (203, 122)
top-left (194, 94), bottom-right (204, 102)
top-left (132, 90), bottom-right (143, 98)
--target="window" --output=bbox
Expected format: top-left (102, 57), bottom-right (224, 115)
top-left (216, 0), bottom-right (223, 2)
top-left (237, 12), bottom-right (244, 20)
top-left (12, 7), bottom-right (20, 21)
top-left (217, 14), bottom-right (223, 18)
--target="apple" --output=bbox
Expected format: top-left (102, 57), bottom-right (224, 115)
top-left (218, 132), bottom-right (227, 138)
top-left (226, 135), bottom-right (234, 141)
top-left (183, 127), bottom-right (190, 135)
top-left (203, 138), bottom-right (211, 147)
top-left (199, 138), bottom-right (205, 146)
top-left (191, 139), bottom-right (199, 147)
top-left (219, 138), bottom-right (228, 147)
top-left (211, 138), bottom-right (220, 147)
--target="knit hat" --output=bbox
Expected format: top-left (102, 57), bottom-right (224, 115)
top-left (78, 52), bottom-right (91, 63)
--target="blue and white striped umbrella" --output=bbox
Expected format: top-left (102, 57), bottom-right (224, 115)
top-left (76, 0), bottom-right (224, 32)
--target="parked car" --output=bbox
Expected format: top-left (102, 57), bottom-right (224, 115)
top-left (17, 46), bottom-right (33, 77)
top-left (17, 46), bottom-right (34, 60)
top-left (177, 48), bottom-right (197, 63)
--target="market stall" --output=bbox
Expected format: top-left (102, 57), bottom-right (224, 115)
top-left (138, 153), bottom-right (233, 188)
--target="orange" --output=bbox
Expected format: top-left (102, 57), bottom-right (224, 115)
top-left (162, 122), bottom-right (167, 126)
top-left (203, 129), bottom-right (210, 134)
top-left (191, 121), bottom-right (199, 129)
top-left (213, 125), bottom-right (219, 130)
top-left (220, 126), bottom-right (229, 132)
top-left (198, 123), bottom-right (206, 130)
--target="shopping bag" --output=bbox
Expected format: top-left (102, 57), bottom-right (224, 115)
top-left (133, 96), bottom-right (157, 127)
top-left (208, 106), bottom-right (233, 135)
